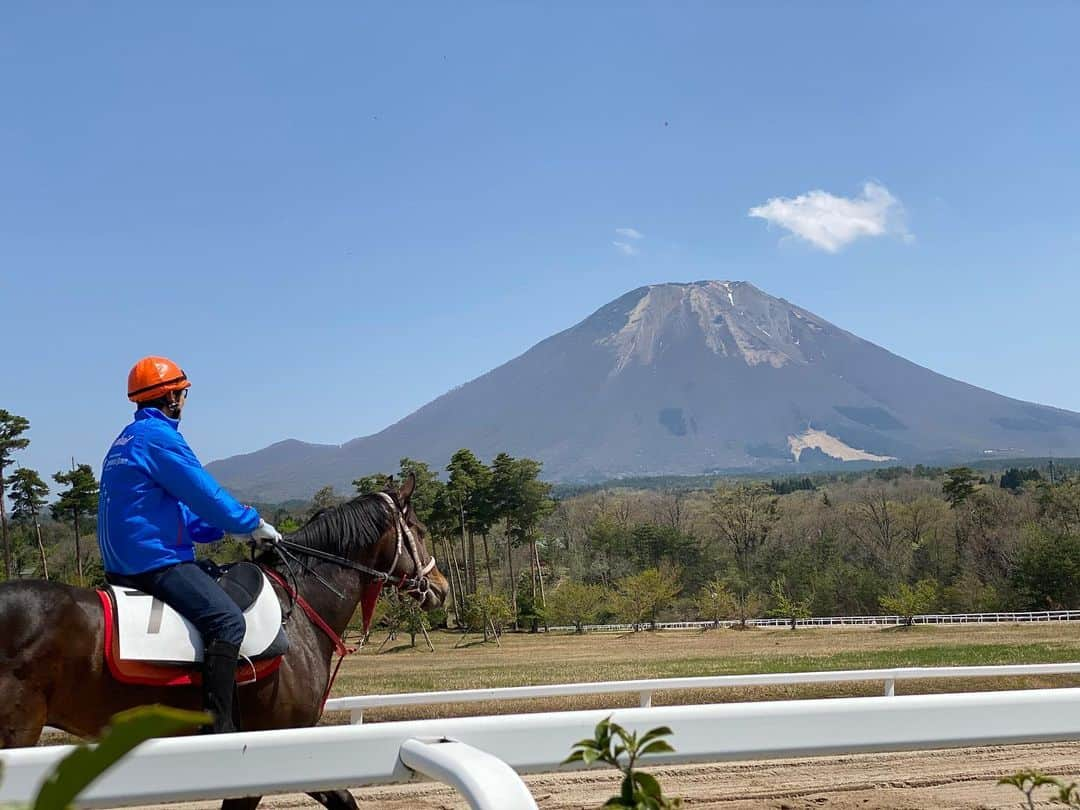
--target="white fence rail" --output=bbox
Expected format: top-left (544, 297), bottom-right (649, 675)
top-left (324, 662), bottom-right (1080, 722)
top-left (547, 609), bottom-right (1080, 633)
top-left (7, 688), bottom-right (1080, 809)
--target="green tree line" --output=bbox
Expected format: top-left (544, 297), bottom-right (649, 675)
top-left (8, 401), bottom-right (1080, 631)
top-left (1, 409), bottom-right (100, 585)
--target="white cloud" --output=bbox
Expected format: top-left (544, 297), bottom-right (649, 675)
top-left (748, 181), bottom-right (909, 252)
top-left (612, 241), bottom-right (639, 256)
top-left (615, 227), bottom-right (643, 240)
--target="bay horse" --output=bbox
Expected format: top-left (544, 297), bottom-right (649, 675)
top-left (0, 474), bottom-right (449, 810)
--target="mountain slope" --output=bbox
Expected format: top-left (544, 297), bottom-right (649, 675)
top-left (208, 281), bottom-right (1080, 500)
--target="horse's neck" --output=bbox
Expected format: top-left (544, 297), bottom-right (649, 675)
top-left (291, 563), bottom-right (365, 640)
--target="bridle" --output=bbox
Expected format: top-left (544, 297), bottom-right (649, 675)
top-left (372, 491), bottom-right (439, 606)
top-left (271, 491), bottom-right (439, 607)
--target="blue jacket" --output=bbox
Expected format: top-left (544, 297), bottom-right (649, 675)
top-left (97, 408), bottom-right (261, 575)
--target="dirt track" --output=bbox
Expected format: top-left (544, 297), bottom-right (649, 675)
top-left (134, 742), bottom-right (1078, 809)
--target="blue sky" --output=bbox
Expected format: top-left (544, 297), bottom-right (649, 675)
top-left (3, 3), bottom-right (1079, 488)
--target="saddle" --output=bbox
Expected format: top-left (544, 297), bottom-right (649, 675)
top-left (97, 562), bottom-right (288, 687)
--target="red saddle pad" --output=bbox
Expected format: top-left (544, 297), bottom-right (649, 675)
top-left (97, 589), bottom-right (283, 687)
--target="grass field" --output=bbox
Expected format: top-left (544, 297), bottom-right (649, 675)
top-left (328, 623), bottom-right (1080, 723)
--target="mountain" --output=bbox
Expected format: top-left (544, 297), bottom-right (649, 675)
top-left (207, 281), bottom-right (1080, 501)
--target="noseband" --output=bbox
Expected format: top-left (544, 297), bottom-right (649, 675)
top-left (272, 492), bottom-right (438, 606)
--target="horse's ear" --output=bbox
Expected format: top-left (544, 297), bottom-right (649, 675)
top-left (397, 472), bottom-right (416, 507)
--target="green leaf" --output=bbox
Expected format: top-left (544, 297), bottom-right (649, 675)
top-left (561, 750), bottom-right (585, 765)
top-left (595, 716), bottom-right (614, 744)
top-left (581, 748), bottom-right (600, 766)
top-left (32, 705), bottom-right (209, 810)
top-left (639, 726), bottom-right (674, 746)
top-left (634, 771), bottom-right (663, 798)
top-left (638, 740), bottom-right (676, 757)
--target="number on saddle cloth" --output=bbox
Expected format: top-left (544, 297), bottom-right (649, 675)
top-left (109, 562), bottom-right (290, 665)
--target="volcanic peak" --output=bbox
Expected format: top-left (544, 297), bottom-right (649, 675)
top-left (599, 280), bottom-right (824, 373)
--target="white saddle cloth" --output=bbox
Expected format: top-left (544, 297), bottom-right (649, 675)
top-left (109, 571), bottom-right (284, 664)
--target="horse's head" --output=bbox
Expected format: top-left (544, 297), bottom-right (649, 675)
top-left (284, 475), bottom-right (450, 625)
top-left (372, 473), bottom-right (450, 611)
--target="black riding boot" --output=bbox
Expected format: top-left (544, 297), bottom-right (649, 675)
top-left (201, 639), bottom-right (241, 734)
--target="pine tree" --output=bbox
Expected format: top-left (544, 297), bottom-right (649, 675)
top-left (446, 449), bottom-right (493, 593)
top-left (9, 467), bottom-right (49, 578)
top-left (352, 472), bottom-right (393, 496)
top-left (53, 463), bottom-right (99, 585)
top-left (0, 410), bottom-right (31, 580)
top-left (490, 454), bottom-right (554, 621)
top-left (943, 467), bottom-right (979, 508)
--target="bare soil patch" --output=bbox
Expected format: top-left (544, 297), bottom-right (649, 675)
top-left (134, 742), bottom-right (1080, 809)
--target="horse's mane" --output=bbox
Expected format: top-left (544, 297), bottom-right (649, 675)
top-left (286, 493), bottom-right (391, 558)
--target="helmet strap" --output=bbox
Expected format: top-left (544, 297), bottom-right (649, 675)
top-left (138, 391), bottom-right (184, 420)
top-left (162, 391), bottom-right (183, 420)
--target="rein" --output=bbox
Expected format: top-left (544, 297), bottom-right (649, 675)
top-left (260, 566), bottom-right (352, 710)
top-left (271, 492), bottom-right (438, 605)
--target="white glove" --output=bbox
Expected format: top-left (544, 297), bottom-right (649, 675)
top-left (248, 519), bottom-right (283, 548)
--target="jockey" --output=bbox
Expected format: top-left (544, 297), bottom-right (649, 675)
top-left (97, 356), bottom-right (282, 733)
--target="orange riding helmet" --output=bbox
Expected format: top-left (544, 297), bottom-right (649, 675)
top-left (127, 356), bottom-right (191, 403)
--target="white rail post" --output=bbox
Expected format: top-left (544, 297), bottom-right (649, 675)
top-left (884, 678), bottom-right (896, 697)
top-left (350, 709), bottom-right (364, 724)
top-left (639, 691), bottom-right (653, 708)
top-left (398, 737), bottom-right (538, 810)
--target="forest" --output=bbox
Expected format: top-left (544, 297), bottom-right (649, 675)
top-left (5, 408), bottom-right (1080, 634)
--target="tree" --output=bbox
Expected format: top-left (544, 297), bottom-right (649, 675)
top-left (395, 458), bottom-right (442, 523)
top-left (1036, 478), bottom-right (1080, 535)
top-left (53, 463), bottom-right (99, 585)
top-left (352, 472), bottom-right (393, 496)
top-left (768, 576), bottom-right (812, 630)
top-left (8, 467), bottom-right (49, 578)
top-left (1001, 467), bottom-right (1042, 492)
top-left (695, 576), bottom-right (737, 628)
top-left (306, 485), bottom-right (341, 519)
top-left (720, 570), bottom-right (766, 629)
top-left (429, 485), bottom-right (467, 622)
top-left (0, 409), bottom-right (31, 580)
top-left (445, 449), bottom-right (492, 594)
top-left (546, 580), bottom-right (610, 633)
top-left (844, 488), bottom-right (902, 576)
top-left (943, 467), bottom-right (979, 508)
top-left (377, 589), bottom-right (432, 650)
top-left (710, 483), bottom-right (778, 578)
top-left (584, 514), bottom-right (634, 586)
top-left (613, 565), bottom-right (682, 630)
top-left (879, 578), bottom-right (940, 625)
top-left (491, 453), bottom-right (555, 621)
top-left (459, 589), bottom-right (515, 641)
top-left (1010, 527), bottom-right (1080, 610)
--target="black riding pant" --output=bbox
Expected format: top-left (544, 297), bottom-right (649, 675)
top-left (108, 560), bottom-right (246, 648)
